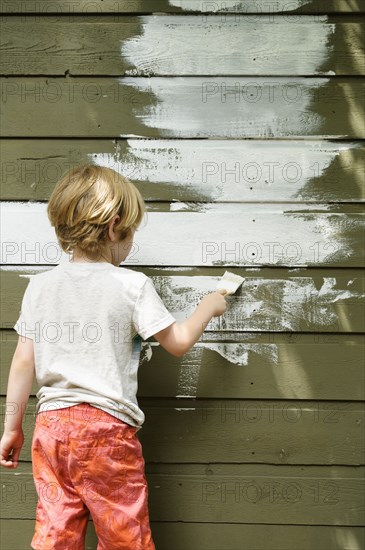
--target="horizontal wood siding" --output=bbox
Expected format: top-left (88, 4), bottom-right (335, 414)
top-left (1, 268), bottom-right (365, 331)
top-left (1, 463), bottom-right (364, 523)
top-left (1, 520), bottom-right (364, 550)
top-left (2, 332), bottom-right (364, 401)
top-left (1, 139), bottom-right (365, 202)
top-left (1, 16), bottom-right (364, 76)
top-left (2, 77), bottom-right (365, 138)
top-left (1, 204), bottom-right (365, 266)
top-left (0, 2), bottom-right (364, 550)
top-left (3, 397), bottom-right (364, 465)
top-left (1, 1), bottom-right (365, 14)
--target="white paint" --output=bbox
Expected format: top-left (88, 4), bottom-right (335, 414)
top-left (91, 140), bottom-right (363, 203)
top-left (155, 274), bottom-right (365, 333)
top-left (2, 264), bottom-right (363, 400)
top-left (157, 267), bottom-right (196, 271)
top-left (121, 15), bottom-right (334, 76)
top-left (1, 202), bottom-right (363, 267)
top-left (176, 347), bottom-right (202, 398)
top-left (279, 277), bottom-right (365, 331)
top-left (175, 395), bottom-right (197, 398)
top-left (119, 77), bottom-right (333, 138)
top-left (169, 202), bottom-right (192, 212)
top-left (201, 342), bottom-right (279, 366)
top-left (318, 277), bottom-right (356, 302)
top-left (168, 1), bottom-right (312, 11)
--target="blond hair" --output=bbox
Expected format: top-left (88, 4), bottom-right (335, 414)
top-left (47, 164), bottom-right (146, 258)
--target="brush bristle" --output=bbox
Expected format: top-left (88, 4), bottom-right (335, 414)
top-left (216, 271), bottom-right (245, 295)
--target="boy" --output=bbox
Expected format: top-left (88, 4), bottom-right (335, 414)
top-left (0, 165), bottom-right (227, 549)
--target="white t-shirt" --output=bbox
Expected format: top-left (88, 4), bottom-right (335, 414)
top-left (13, 261), bottom-right (176, 430)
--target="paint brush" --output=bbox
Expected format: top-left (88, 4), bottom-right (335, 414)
top-left (216, 271), bottom-right (244, 296)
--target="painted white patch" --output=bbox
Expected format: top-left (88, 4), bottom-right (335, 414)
top-left (201, 342), bottom-right (279, 366)
top-left (279, 277), bottom-right (365, 331)
top-left (121, 15), bottom-right (334, 76)
top-left (119, 76), bottom-right (333, 138)
top-left (171, 273), bottom-right (363, 397)
top-left (168, 0), bottom-right (312, 11)
top-left (154, 274), bottom-right (365, 333)
top-left (1, 202), bottom-right (363, 267)
top-left (318, 277), bottom-right (356, 302)
top-left (169, 202), bottom-right (191, 212)
top-left (157, 267), bottom-right (196, 271)
top-left (174, 408), bottom-right (196, 411)
top-left (91, 140), bottom-right (362, 203)
top-left (176, 347), bottom-right (202, 397)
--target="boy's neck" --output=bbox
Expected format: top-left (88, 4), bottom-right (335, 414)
top-left (70, 250), bottom-right (112, 264)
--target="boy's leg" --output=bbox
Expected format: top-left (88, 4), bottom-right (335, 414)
top-left (68, 408), bottom-right (155, 550)
top-left (90, 442), bottom-right (155, 550)
top-left (31, 412), bottom-right (90, 550)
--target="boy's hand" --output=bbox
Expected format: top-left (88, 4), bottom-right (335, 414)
top-left (0, 429), bottom-right (24, 468)
top-left (154, 290), bottom-right (228, 356)
top-left (201, 290), bottom-right (227, 317)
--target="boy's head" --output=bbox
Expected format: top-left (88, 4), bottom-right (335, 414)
top-left (47, 164), bottom-right (146, 264)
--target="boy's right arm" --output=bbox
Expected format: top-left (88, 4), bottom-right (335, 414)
top-left (153, 290), bottom-right (227, 357)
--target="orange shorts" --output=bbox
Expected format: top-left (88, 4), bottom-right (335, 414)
top-left (31, 403), bottom-right (155, 550)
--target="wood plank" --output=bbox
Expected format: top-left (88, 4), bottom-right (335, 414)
top-left (1, 1), bottom-right (364, 14)
top-left (1, 267), bottom-right (364, 332)
top-left (1, 520), bottom-right (364, 550)
top-left (138, 337), bottom-right (365, 401)
top-left (1, 77), bottom-right (364, 138)
top-left (1, 16), bottom-right (363, 76)
top-left (1, 203), bottom-right (365, 267)
top-left (1, 139), bottom-right (364, 202)
top-left (139, 400), bottom-right (365, 465)
top-left (2, 332), bottom-right (364, 400)
top-left (7, 397), bottom-right (364, 465)
top-left (0, 520), bottom-right (97, 550)
top-left (1, 463), bottom-right (363, 525)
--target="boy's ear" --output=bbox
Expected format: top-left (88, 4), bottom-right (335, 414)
top-left (107, 214), bottom-right (121, 242)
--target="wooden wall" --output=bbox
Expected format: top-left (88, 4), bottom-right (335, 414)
top-left (1, 1), bottom-right (364, 549)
